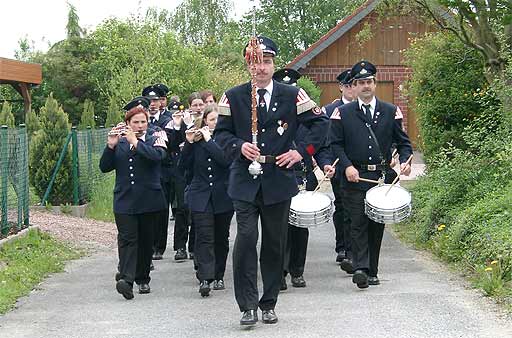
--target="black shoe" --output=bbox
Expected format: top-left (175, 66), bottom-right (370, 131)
top-left (138, 283), bottom-right (151, 294)
top-left (152, 252), bottom-right (163, 260)
top-left (340, 258), bottom-right (354, 274)
top-left (352, 270), bottom-right (369, 289)
top-left (213, 279), bottom-right (225, 290)
top-left (189, 252), bottom-right (194, 260)
top-left (116, 279), bottom-right (134, 300)
top-left (115, 272), bottom-right (121, 282)
top-left (336, 250), bottom-right (346, 263)
top-left (240, 310), bottom-right (258, 326)
top-left (261, 309), bottom-right (278, 324)
top-left (174, 248), bottom-right (187, 261)
top-left (199, 280), bottom-right (211, 297)
top-left (291, 275), bottom-right (306, 288)
top-left (368, 276), bottom-right (380, 286)
top-left (280, 277), bottom-right (288, 291)
top-left (150, 261), bottom-right (155, 271)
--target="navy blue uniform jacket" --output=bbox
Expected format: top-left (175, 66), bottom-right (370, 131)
top-left (179, 139), bottom-right (233, 214)
top-left (215, 80), bottom-right (329, 205)
top-left (99, 134), bottom-right (168, 214)
top-left (329, 99), bottom-right (413, 191)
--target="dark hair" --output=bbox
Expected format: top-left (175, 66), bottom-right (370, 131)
top-left (201, 103), bottom-right (219, 127)
top-left (188, 92), bottom-right (203, 106)
top-left (124, 106), bottom-right (148, 122)
top-left (200, 90), bottom-right (217, 103)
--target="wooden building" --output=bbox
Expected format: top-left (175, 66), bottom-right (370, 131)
top-left (0, 57), bottom-right (42, 118)
top-left (287, 0), bottom-right (434, 145)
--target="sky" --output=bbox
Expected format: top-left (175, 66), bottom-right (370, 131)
top-left (0, 0), bottom-right (254, 59)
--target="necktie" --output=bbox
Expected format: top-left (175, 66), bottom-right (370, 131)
top-left (150, 116), bottom-right (156, 124)
top-left (257, 89), bottom-right (267, 122)
top-left (362, 104), bottom-right (372, 120)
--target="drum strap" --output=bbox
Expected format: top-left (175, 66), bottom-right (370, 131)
top-left (365, 123), bottom-right (385, 165)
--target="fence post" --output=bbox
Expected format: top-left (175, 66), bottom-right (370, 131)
top-left (19, 124), bottom-right (29, 227)
top-left (71, 127), bottom-right (79, 206)
top-left (41, 132), bottom-right (72, 206)
top-left (1, 126), bottom-right (9, 235)
top-left (86, 126), bottom-right (93, 200)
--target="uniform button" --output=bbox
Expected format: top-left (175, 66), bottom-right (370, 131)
top-left (209, 182), bottom-right (213, 186)
top-left (261, 143), bottom-right (265, 147)
top-left (129, 166), bottom-right (133, 170)
top-left (369, 157), bottom-right (372, 160)
top-left (368, 136), bottom-right (371, 139)
top-left (262, 128), bottom-right (266, 132)
top-left (207, 158), bottom-right (211, 162)
top-left (208, 167), bottom-right (212, 171)
top-left (209, 174), bottom-right (213, 178)
top-left (130, 173), bottom-right (134, 177)
top-left (131, 181), bottom-right (135, 185)
top-left (129, 158), bottom-right (133, 162)
top-left (369, 146), bottom-right (372, 149)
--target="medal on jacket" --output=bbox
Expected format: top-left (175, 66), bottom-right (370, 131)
top-left (277, 120), bottom-right (284, 136)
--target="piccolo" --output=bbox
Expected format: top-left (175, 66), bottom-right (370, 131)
top-left (172, 111), bottom-right (203, 117)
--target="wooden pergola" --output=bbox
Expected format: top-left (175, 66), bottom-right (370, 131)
top-left (0, 57), bottom-right (42, 118)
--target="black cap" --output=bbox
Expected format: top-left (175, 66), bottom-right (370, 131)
top-left (336, 69), bottom-right (352, 85)
top-left (123, 96), bottom-right (150, 111)
top-left (243, 36), bottom-right (278, 57)
top-left (273, 68), bottom-right (301, 86)
top-left (167, 100), bottom-right (185, 111)
top-left (350, 60), bottom-right (377, 81)
top-left (154, 83), bottom-right (169, 97)
top-left (141, 85), bottom-right (160, 100)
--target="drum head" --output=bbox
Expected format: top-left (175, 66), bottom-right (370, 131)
top-left (365, 184), bottom-right (411, 210)
top-left (290, 191), bottom-right (331, 212)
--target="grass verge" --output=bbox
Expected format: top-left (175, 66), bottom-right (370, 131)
top-left (85, 173), bottom-right (115, 222)
top-left (0, 228), bottom-right (82, 314)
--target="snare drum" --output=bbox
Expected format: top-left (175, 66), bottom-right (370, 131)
top-left (364, 184), bottom-right (411, 224)
top-left (289, 191), bottom-right (333, 228)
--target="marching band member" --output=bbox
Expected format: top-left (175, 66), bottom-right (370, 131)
top-left (179, 103), bottom-right (234, 297)
top-left (215, 36), bottom-right (328, 326)
top-left (99, 97), bottom-right (168, 299)
top-left (329, 60), bottom-right (413, 289)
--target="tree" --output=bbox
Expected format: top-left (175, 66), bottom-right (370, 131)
top-left (0, 102), bottom-right (15, 127)
top-left (105, 97), bottom-right (123, 127)
top-left (79, 99), bottom-right (95, 129)
top-left (241, 0), bottom-right (366, 65)
top-left (66, 1), bottom-right (84, 39)
top-left (25, 109), bottom-right (40, 137)
top-left (29, 94), bottom-right (73, 205)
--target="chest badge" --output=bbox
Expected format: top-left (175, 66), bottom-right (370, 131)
top-left (277, 120), bottom-right (284, 136)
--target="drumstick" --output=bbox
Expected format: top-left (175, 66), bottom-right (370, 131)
top-left (385, 154), bottom-right (413, 195)
top-left (357, 177), bottom-right (381, 184)
top-left (313, 158), bottom-right (339, 194)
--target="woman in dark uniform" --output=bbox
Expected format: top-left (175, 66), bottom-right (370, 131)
top-left (100, 97), bottom-right (168, 300)
top-left (179, 103), bottom-right (234, 297)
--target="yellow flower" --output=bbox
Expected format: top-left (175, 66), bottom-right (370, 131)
top-left (491, 260), bottom-right (498, 265)
top-left (485, 267), bottom-right (493, 272)
top-left (437, 224), bottom-right (446, 231)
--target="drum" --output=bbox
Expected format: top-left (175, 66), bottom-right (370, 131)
top-left (364, 184), bottom-right (411, 224)
top-left (289, 190), bottom-right (333, 228)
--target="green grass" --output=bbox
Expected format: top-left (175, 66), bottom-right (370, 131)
top-left (0, 229), bottom-right (81, 314)
top-left (85, 173), bottom-right (115, 222)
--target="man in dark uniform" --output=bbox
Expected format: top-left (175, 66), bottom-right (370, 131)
top-left (322, 70), bottom-right (355, 271)
top-left (215, 36), bottom-right (328, 326)
top-left (329, 60), bottom-right (412, 289)
top-left (154, 83), bottom-right (172, 118)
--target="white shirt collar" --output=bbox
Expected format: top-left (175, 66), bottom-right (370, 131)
top-left (150, 111), bottom-right (161, 121)
top-left (342, 97), bottom-right (352, 105)
top-left (358, 96), bottom-right (377, 112)
top-left (256, 80), bottom-right (274, 97)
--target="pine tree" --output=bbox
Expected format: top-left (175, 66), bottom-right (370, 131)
top-left (0, 101), bottom-right (15, 128)
top-left (79, 99), bottom-right (96, 129)
top-left (25, 109), bottom-right (41, 137)
top-left (29, 94), bottom-right (73, 205)
top-left (105, 97), bottom-right (123, 127)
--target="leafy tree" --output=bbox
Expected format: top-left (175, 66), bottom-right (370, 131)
top-left (0, 102), bottom-right (15, 127)
top-left (79, 99), bottom-right (95, 129)
top-left (105, 97), bottom-right (123, 127)
top-left (29, 94), bottom-right (73, 205)
top-left (298, 77), bottom-right (321, 105)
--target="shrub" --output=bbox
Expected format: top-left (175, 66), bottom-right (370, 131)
top-left (0, 102), bottom-right (15, 127)
top-left (29, 94), bottom-right (73, 205)
top-left (105, 97), bottom-right (123, 127)
top-left (79, 99), bottom-right (95, 129)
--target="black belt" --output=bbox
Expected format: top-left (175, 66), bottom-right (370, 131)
top-left (353, 163), bottom-right (389, 171)
top-left (256, 155), bottom-right (276, 164)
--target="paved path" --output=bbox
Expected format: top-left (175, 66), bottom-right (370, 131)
top-left (1, 221), bottom-right (512, 338)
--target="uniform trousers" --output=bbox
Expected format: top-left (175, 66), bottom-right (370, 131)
top-left (172, 179), bottom-right (195, 253)
top-left (284, 225), bottom-right (308, 278)
top-left (153, 179), bottom-right (171, 255)
top-left (232, 191), bottom-right (291, 312)
top-left (192, 210), bottom-right (233, 281)
top-left (114, 212), bottom-right (157, 285)
top-left (331, 176), bottom-right (351, 256)
top-left (342, 188), bottom-right (385, 277)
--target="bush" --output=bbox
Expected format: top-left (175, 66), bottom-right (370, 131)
top-left (29, 94), bottom-right (73, 205)
top-left (404, 33), bottom-right (495, 163)
top-left (104, 97), bottom-right (123, 127)
top-left (0, 102), bottom-right (15, 127)
top-left (297, 76), bottom-right (321, 105)
top-left (79, 99), bottom-right (95, 129)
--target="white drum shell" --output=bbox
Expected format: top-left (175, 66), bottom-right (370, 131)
top-left (289, 191), bottom-right (333, 228)
top-left (364, 184), bottom-right (412, 224)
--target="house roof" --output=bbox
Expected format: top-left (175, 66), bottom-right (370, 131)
top-left (287, 0), bottom-right (381, 70)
